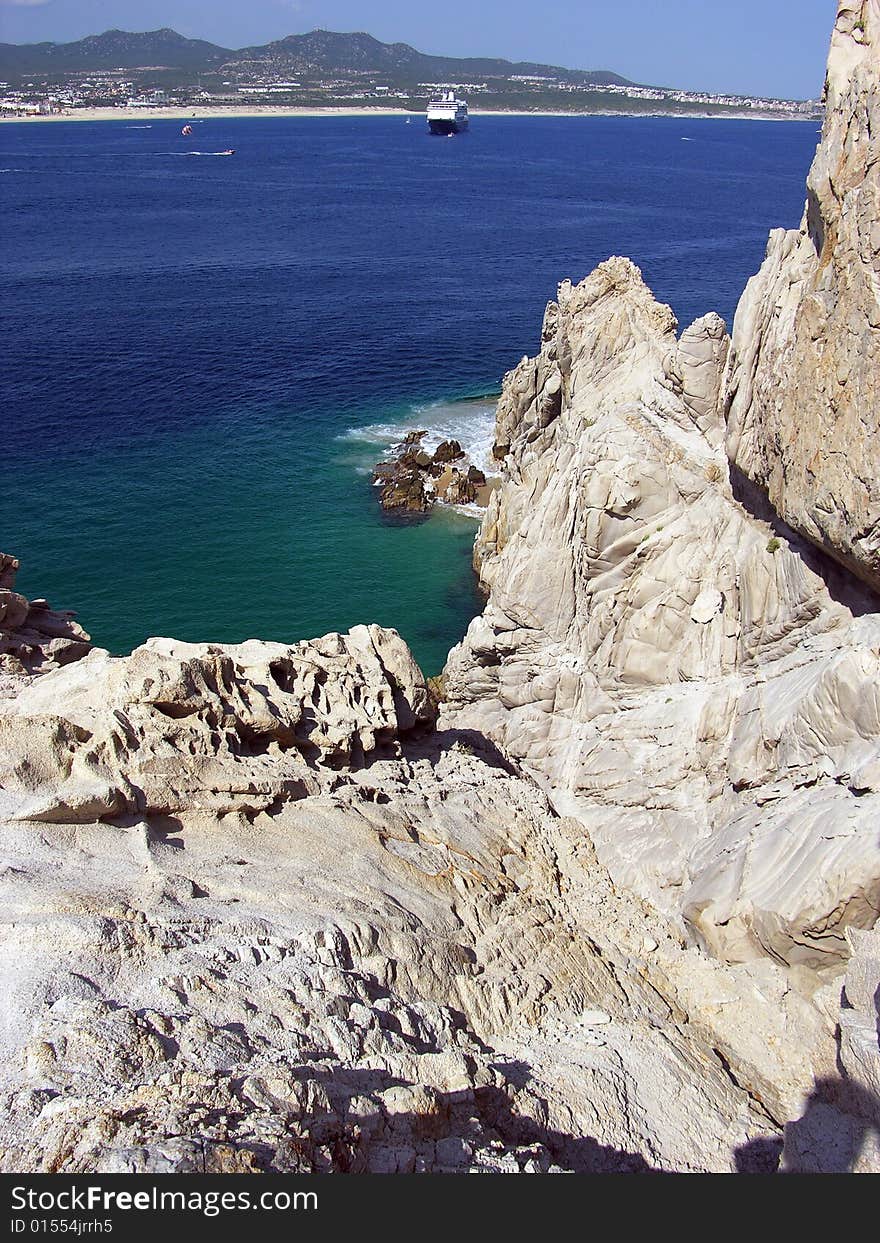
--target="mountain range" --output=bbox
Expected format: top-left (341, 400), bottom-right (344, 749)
top-left (0, 26), bottom-right (634, 87)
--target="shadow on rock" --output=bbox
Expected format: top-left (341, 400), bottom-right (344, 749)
top-left (780, 1077), bottom-right (880, 1173)
top-left (406, 727), bottom-right (522, 777)
top-left (732, 1135), bottom-right (784, 1173)
top-left (257, 1060), bottom-right (659, 1174)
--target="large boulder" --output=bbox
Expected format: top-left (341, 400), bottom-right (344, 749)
top-left (432, 439), bottom-right (465, 465)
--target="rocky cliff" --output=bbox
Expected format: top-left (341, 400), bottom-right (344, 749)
top-left (724, 0), bottom-right (880, 591)
top-left (1, 0), bottom-right (878, 1174)
top-left (443, 256), bottom-right (880, 975)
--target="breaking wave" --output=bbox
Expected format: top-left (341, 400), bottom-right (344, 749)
top-left (339, 394), bottom-right (500, 477)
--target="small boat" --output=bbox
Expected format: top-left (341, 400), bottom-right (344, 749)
top-left (220, 149), bottom-right (235, 156)
top-left (181, 124), bottom-right (193, 136)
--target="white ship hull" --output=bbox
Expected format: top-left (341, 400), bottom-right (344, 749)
top-left (427, 93), bottom-right (469, 134)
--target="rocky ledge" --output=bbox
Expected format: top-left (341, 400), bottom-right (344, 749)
top-left (372, 430), bottom-right (497, 514)
top-left (0, 585), bottom-right (846, 1172)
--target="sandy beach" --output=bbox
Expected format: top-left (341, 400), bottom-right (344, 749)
top-left (0, 103), bottom-right (810, 124)
top-left (0, 104), bottom-right (415, 124)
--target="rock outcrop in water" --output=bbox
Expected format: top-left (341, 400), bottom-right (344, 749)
top-left (724, 1), bottom-right (880, 591)
top-left (373, 431), bottom-right (494, 514)
top-left (0, 552), bottom-right (91, 688)
top-left (1, 1), bottom-right (878, 1174)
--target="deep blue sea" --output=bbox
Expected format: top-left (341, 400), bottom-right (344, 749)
top-left (1, 114), bottom-right (819, 674)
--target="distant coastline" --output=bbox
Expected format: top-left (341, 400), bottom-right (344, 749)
top-left (0, 104), bottom-right (819, 125)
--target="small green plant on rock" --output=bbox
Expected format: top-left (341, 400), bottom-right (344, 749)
top-left (427, 674), bottom-right (446, 709)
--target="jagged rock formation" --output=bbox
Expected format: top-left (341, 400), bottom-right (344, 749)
top-left (0, 626), bottom-right (434, 827)
top-left (444, 256), bottom-right (880, 973)
top-left (436, 1), bottom-right (880, 1169)
top-left (0, 553), bottom-right (91, 688)
top-left (724, 0), bottom-right (880, 591)
top-left (839, 928), bottom-right (880, 1116)
top-left (1, 611), bottom-right (822, 1172)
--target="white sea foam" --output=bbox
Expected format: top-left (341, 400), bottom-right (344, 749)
top-left (340, 395), bottom-right (500, 476)
top-left (447, 499), bottom-right (488, 520)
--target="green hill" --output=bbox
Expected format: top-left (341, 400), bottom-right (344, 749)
top-left (0, 26), bottom-right (633, 87)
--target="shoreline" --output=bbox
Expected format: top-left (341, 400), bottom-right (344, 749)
top-left (0, 104), bottom-right (819, 125)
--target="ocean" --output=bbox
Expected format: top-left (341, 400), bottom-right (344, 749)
top-left (1, 114), bottom-right (819, 674)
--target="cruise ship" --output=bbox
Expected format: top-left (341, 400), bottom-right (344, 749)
top-left (426, 91), bottom-right (469, 135)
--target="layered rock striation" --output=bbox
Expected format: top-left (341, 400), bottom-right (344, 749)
top-left (443, 257), bottom-right (880, 973)
top-left (724, 0), bottom-right (880, 591)
top-left (0, 605), bottom-right (815, 1172)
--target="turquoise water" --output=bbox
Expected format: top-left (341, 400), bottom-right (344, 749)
top-left (6, 387), bottom-right (488, 674)
top-left (1, 115), bottom-right (818, 673)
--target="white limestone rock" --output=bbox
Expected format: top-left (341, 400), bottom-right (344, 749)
top-left (782, 927), bottom-right (880, 1173)
top-left (724, 0), bottom-right (880, 591)
top-left (0, 642), bottom-right (804, 1173)
top-left (444, 254), bottom-right (880, 972)
top-left (1, 3), bottom-right (879, 1178)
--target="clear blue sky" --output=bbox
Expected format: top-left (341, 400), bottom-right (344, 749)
top-left (0, 0), bottom-right (836, 99)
